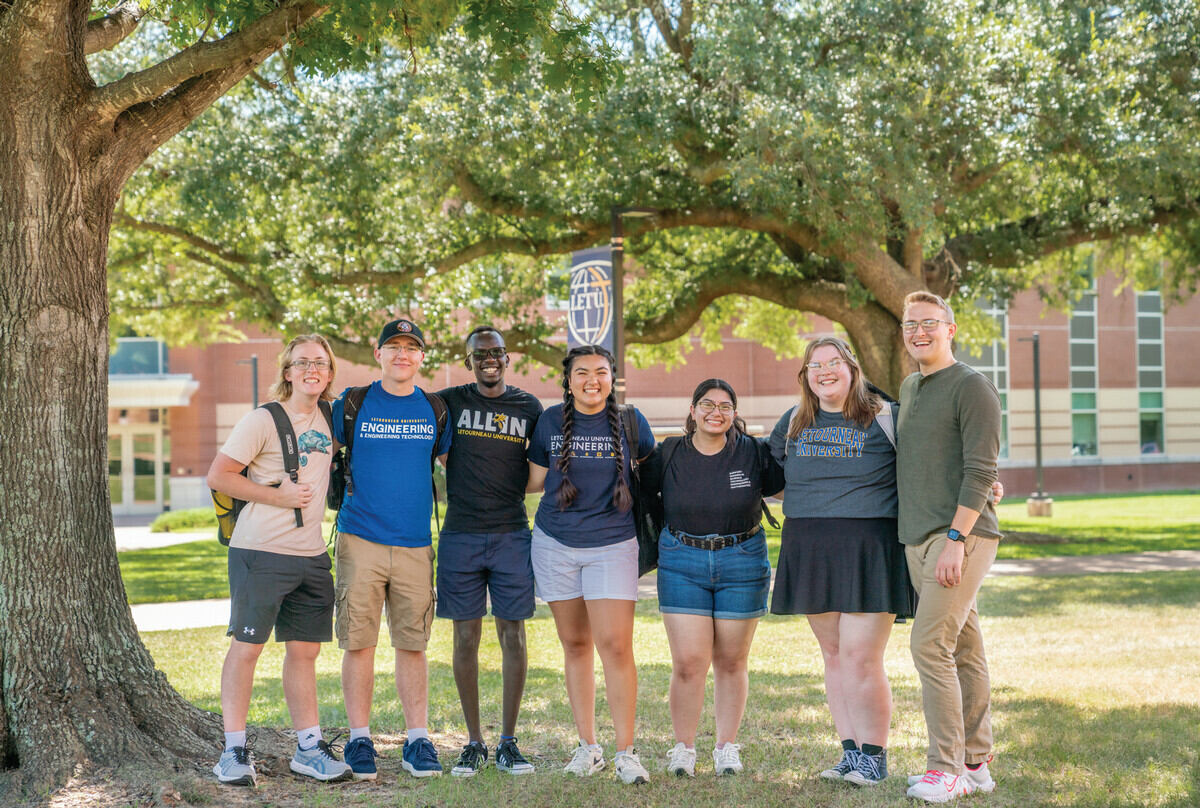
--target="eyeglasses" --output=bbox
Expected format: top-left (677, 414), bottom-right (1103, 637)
top-left (288, 359), bottom-right (330, 371)
top-left (380, 343), bottom-right (423, 355)
top-left (901, 319), bottom-right (952, 333)
top-left (806, 358), bottom-right (845, 372)
top-left (469, 347), bottom-right (507, 361)
top-left (696, 399), bottom-right (735, 415)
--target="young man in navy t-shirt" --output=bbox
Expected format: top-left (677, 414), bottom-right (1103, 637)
top-left (436, 327), bottom-right (543, 777)
top-left (334, 318), bottom-right (452, 780)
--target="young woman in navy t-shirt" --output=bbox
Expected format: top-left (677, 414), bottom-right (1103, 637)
top-left (527, 345), bottom-right (656, 785)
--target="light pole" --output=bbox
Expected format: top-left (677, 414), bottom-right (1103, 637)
top-left (1019, 332), bottom-right (1052, 516)
top-left (237, 354), bottom-right (259, 409)
top-left (610, 206), bottom-right (659, 404)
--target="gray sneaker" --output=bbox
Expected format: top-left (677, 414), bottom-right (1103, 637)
top-left (820, 748), bottom-right (859, 780)
top-left (290, 739), bottom-right (353, 782)
top-left (213, 746), bottom-right (256, 786)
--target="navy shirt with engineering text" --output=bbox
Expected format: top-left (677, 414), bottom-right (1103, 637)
top-left (332, 382), bottom-right (452, 547)
top-left (528, 404), bottom-right (656, 548)
top-left (436, 383), bottom-right (543, 533)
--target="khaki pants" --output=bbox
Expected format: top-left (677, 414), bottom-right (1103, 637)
top-left (906, 532), bottom-right (998, 774)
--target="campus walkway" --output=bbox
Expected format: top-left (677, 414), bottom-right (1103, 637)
top-left (122, 522), bottom-right (1200, 632)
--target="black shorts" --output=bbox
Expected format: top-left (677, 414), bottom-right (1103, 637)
top-left (227, 547), bottom-right (334, 644)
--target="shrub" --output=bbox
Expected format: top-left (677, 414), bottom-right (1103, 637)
top-left (150, 508), bottom-right (217, 533)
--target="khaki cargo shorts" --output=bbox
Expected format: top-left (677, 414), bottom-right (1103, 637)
top-left (334, 532), bottom-right (435, 651)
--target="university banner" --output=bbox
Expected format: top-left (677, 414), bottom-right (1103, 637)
top-left (566, 247), bottom-right (615, 352)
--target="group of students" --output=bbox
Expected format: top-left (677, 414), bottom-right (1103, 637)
top-left (207, 290), bottom-right (1002, 803)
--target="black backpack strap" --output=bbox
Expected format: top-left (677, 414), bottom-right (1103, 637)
top-left (318, 399), bottom-right (334, 434)
top-left (619, 404), bottom-right (641, 483)
top-left (340, 385), bottom-right (370, 500)
top-left (262, 401), bottom-right (303, 528)
top-left (424, 391), bottom-right (449, 533)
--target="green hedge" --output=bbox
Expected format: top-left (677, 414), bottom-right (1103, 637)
top-left (149, 507), bottom-right (216, 533)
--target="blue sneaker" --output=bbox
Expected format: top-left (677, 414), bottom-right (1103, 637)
top-left (402, 737), bottom-right (443, 778)
top-left (844, 749), bottom-right (888, 787)
top-left (344, 736), bottom-right (378, 781)
top-left (290, 739), bottom-right (353, 782)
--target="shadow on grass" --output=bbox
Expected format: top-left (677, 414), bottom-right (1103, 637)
top-left (979, 570), bottom-right (1200, 617)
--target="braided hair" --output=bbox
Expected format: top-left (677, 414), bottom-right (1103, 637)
top-left (555, 345), bottom-right (633, 513)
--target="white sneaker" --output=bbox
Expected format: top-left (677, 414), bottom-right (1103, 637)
top-left (666, 742), bottom-right (696, 777)
top-left (908, 758), bottom-right (995, 791)
top-left (906, 770), bottom-right (975, 802)
top-left (614, 749), bottom-right (650, 784)
top-left (563, 742), bottom-right (605, 777)
top-left (713, 743), bottom-right (744, 776)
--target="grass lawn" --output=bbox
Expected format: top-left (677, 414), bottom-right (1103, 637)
top-left (142, 569), bottom-right (1200, 807)
top-left (118, 491), bottom-right (1200, 604)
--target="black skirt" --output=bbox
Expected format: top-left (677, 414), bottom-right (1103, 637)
top-left (770, 517), bottom-right (915, 618)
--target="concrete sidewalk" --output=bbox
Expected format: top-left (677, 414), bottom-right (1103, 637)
top-left (129, 549), bottom-right (1200, 633)
top-left (115, 524), bottom-right (212, 551)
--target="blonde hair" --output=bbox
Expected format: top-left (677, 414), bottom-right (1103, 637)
top-left (786, 336), bottom-right (881, 441)
top-left (903, 290), bottom-right (955, 323)
top-left (269, 334), bottom-right (337, 402)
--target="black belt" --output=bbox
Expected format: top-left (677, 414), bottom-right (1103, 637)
top-left (667, 525), bottom-right (761, 550)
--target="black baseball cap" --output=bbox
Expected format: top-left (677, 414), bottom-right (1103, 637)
top-left (377, 318), bottom-right (426, 349)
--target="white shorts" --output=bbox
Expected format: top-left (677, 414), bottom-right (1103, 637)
top-left (530, 526), bottom-right (639, 602)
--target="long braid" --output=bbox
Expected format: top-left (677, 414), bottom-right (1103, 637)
top-left (556, 357), bottom-right (579, 510)
top-left (607, 394), bottom-right (633, 512)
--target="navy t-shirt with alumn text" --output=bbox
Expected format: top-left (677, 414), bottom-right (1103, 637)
top-left (528, 404), bottom-right (656, 548)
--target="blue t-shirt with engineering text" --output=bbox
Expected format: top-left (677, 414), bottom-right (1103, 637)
top-left (528, 404), bottom-right (656, 548)
top-left (333, 381), bottom-right (453, 547)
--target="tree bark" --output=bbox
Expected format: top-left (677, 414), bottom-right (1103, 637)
top-left (0, 49), bottom-right (219, 799)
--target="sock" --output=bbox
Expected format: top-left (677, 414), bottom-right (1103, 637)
top-left (500, 734), bottom-right (515, 742)
top-left (966, 761), bottom-right (983, 771)
top-left (349, 726), bottom-right (370, 741)
top-left (581, 738), bottom-right (601, 751)
top-left (861, 743), bottom-right (884, 757)
top-left (841, 739), bottom-right (858, 752)
top-left (225, 730), bottom-right (246, 751)
top-left (297, 725), bottom-right (322, 750)
top-left (407, 728), bottom-right (429, 741)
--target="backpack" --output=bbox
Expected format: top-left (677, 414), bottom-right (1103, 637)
top-left (619, 405), bottom-right (663, 577)
top-left (212, 400), bottom-right (334, 546)
top-left (326, 385), bottom-right (449, 527)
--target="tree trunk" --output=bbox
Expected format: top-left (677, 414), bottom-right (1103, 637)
top-left (0, 69), bottom-right (219, 798)
top-left (836, 301), bottom-right (913, 397)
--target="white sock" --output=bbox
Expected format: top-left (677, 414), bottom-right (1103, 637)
top-left (297, 725), bottom-right (322, 750)
top-left (349, 726), bottom-right (371, 741)
top-left (407, 727), bottom-right (429, 741)
top-left (224, 730), bottom-right (246, 751)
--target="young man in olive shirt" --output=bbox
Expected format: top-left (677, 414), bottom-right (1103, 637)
top-left (896, 291), bottom-right (1002, 803)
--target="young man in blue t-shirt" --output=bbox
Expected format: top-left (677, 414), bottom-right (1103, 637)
top-left (333, 318), bottom-right (452, 780)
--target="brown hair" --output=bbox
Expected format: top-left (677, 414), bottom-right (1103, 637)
top-left (786, 336), bottom-right (881, 441)
top-left (902, 290), bottom-right (955, 323)
top-left (555, 345), bottom-right (632, 513)
top-left (269, 334), bottom-right (337, 403)
top-left (684, 378), bottom-right (747, 438)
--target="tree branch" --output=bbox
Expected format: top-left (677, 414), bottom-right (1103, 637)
top-left (115, 211), bottom-right (252, 266)
top-left (91, 0), bottom-right (325, 121)
top-left (645, 1), bottom-right (682, 58)
top-left (84, 1), bottom-right (145, 55)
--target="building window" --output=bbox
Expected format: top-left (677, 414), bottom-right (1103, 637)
top-left (1137, 291), bottom-right (1165, 454)
top-left (110, 337), bottom-right (168, 375)
top-left (1069, 281), bottom-right (1098, 456)
top-left (963, 300), bottom-right (1010, 458)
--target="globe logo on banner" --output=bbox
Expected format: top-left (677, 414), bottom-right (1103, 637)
top-left (567, 248), bottom-right (614, 351)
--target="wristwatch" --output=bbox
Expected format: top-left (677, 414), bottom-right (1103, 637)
top-left (947, 528), bottom-right (965, 542)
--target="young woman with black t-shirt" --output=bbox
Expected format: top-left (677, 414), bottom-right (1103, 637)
top-left (645, 379), bottom-right (784, 778)
top-left (526, 345), bottom-right (656, 785)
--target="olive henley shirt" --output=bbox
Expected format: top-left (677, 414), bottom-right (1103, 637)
top-left (896, 361), bottom-right (1003, 544)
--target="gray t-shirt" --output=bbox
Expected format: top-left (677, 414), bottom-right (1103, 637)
top-left (769, 405), bottom-right (898, 520)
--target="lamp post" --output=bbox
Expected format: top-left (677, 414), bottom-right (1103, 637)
top-left (610, 206), bottom-right (659, 404)
top-left (1018, 332), bottom-right (1052, 516)
top-left (237, 354), bottom-right (259, 409)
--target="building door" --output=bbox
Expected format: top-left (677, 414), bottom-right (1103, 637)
top-left (109, 426), bottom-right (166, 515)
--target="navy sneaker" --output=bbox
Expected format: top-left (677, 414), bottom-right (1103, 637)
top-left (402, 737), bottom-right (443, 778)
top-left (344, 736), bottom-right (378, 781)
top-left (844, 748), bottom-right (888, 786)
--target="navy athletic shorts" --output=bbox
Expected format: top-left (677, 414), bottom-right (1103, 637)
top-left (435, 528), bottom-right (535, 621)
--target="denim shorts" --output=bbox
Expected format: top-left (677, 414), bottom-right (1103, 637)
top-left (656, 527), bottom-right (771, 620)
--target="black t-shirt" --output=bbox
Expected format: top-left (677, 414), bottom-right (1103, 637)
top-left (646, 432), bottom-right (784, 537)
top-left (437, 384), bottom-right (544, 533)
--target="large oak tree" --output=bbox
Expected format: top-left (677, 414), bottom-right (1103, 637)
top-left (112, 0), bottom-right (1200, 392)
top-left (0, 0), bottom-right (605, 795)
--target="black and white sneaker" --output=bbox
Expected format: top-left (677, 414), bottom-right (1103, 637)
top-left (451, 741), bottom-right (488, 778)
top-left (496, 738), bottom-right (535, 775)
